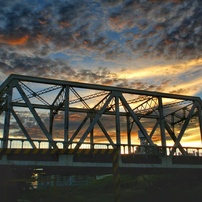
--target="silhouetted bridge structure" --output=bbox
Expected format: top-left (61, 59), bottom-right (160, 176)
top-left (1, 142), bottom-right (202, 176)
top-left (0, 74), bottom-right (202, 176)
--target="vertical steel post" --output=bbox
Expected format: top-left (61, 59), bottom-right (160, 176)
top-left (115, 94), bottom-right (121, 148)
top-left (126, 115), bottom-right (131, 154)
top-left (90, 114), bottom-right (94, 150)
top-left (113, 93), bottom-right (121, 201)
top-left (158, 97), bottom-right (166, 155)
top-left (3, 85), bottom-right (13, 148)
top-left (49, 109), bottom-right (54, 149)
top-left (196, 101), bottom-right (202, 145)
top-left (64, 86), bottom-right (69, 148)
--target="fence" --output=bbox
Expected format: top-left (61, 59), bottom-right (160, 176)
top-left (0, 138), bottom-right (202, 156)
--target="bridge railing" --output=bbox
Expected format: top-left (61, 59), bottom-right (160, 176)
top-left (0, 138), bottom-right (115, 150)
top-left (0, 138), bottom-right (202, 157)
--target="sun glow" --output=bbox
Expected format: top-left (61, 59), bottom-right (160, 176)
top-left (118, 58), bottom-right (202, 80)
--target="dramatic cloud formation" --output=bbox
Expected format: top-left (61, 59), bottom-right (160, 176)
top-left (0, 0), bottom-right (201, 98)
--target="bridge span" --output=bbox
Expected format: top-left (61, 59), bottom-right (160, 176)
top-left (0, 74), bottom-right (202, 174)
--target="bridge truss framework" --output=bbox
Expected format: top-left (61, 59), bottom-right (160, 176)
top-left (0, 74), bottom-right (202, 156)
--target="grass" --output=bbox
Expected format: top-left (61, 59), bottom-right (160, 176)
top-left (12, 173), bottom-right (202, 202)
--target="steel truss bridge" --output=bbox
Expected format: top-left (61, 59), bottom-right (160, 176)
top-left (0, 74), bottom-right (202, 175)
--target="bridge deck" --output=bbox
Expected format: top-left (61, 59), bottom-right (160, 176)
top-left (1, 149), bottom-right (202, 176)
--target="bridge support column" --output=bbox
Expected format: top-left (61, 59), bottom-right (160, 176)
top-left (115, 94), bottom-right (121, 147)
top-left (196, 101), bottom-right (202, 145)
top-left (158, 97), bottom-right (166, 156)
top-left (49, 109), bottom-right (54, 149)
top-left (126, 115), bottom-right (132, 154)
top-left (113, 148), bottom-right (121, 202)
top-left (64, 86), bottom-right (69, 147)
top-left (90, 115), bottom-right (94, 150)
top-left (3, 85), bottom-right (13, 148)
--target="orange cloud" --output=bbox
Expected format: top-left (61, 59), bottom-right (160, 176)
top-left (59, 21), bottom-right (71, 28)
top-left (0, 35), bottom-right (29, 45)
top-left (36, 34), bottom-right (51, 43)
top-left (109, 15), bottom-right (131, 31)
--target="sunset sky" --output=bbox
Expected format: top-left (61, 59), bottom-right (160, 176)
top-left (0, 0), bottom-right (202, 148)
top-left (0, 0), bottom-right (201, 98)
